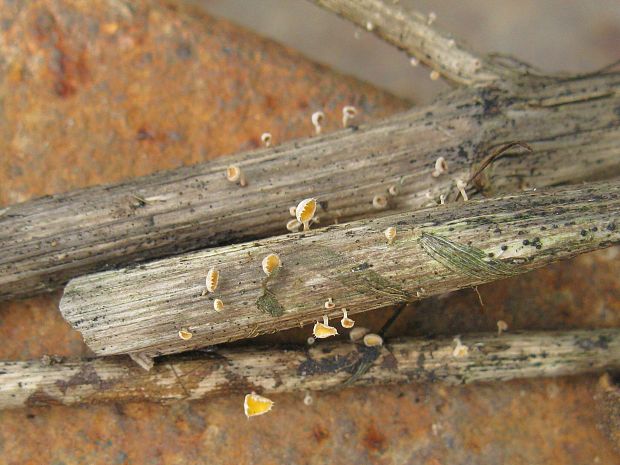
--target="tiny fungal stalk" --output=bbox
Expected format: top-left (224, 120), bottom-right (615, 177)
top-left (342, 106), bottom-right (357, 128)
top-left (313, 315), bottom-right (338, 339)
top-left (455, 179), bottom-right (469, 201)
top-left (432, 157), bottom-right (448, 177)
top-left (340, 308), bottom-right (355, 329)
top-left (452, 337), bottom-right (469, 357)
top-left (311, 111), bottom-right (325, 135)
top-left (244, 392), bottom-right (274, 418)
top-left (295, 198), bottom-right (317, 231)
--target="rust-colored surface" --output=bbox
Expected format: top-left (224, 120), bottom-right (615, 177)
top-left (0, 0), bottom-right (618, 463)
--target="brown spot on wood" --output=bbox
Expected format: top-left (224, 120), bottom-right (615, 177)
top-left (363, 423), bottom-right (387, 452)
top-left (381, 353), bottom-right (398, 370)
top-left (312, 424), bottom-right (330, 443)
top-left (55, 364), bottom-right (110, 394)
top-left (26, 389), bottom-right (63, 407)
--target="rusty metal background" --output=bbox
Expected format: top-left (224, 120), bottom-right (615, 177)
top-left (0, 1), bottom-right (618, 464)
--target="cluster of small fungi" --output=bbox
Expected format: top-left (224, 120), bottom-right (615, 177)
top-left (187, 103), bottom-right (473, 417)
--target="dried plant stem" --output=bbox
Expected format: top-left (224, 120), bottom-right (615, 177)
top-left (59, 181), bottom-right (620, 360)
top-left (1, 328), bottom-right (618, 410)
top-left (1, 71), bottom-right (619, 301)
top-left (310, 0), bottom-right (513, 85)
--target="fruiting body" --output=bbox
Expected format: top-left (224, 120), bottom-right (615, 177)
top-left (455, 179), bottom-right (469, 201)
top-left (349, 327), bottom-right (369, 341)
top-left (261, 132), bottom-right (272, 147)
top-left (363, 333), bottom-right (383, 347)
top-left (213, 299), bottom-right (224, 312)
top-left (206, 268), bottom-right (219, 293)
top-left (340, 308), bottom-right (355, 329)
top-left (178, 328), bottom-right (193, 340)
top-left (388, 185), bottom-right (399, 196)
top-left (244, 392), bottom-right (274, 418)
top-left (295, 198), bottom-right (317, 231)
top-left (432, 157), bottom-right (448, 177)
top-left (311, 111), bottom-right (325, 135)
top-left (286, 219), bottom-right (302, 232)
top-left (497, 320), bottom-right (508, 336)
top-left (324, 297), bottom-right (335, 309)
top-left (342, 106), bottom-right (357, 128)
top-left (313, 315), bottom-right (338, 339)
top-left (384, 226), bottom-right (396, 244)
top-left (262, 253), bottom-right (282, 276)
top-left (452, 337), bottom-right (469, 357)
top-left (430, 70), bottom-right (440, 81)
top-left (226, 165), bottom-right (241, 182)
top-left (373, 195), bottom-right (388, 209)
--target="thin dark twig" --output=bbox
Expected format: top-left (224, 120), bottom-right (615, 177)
top-left (467, 141), bottom-right (533, 187)
top-left (473, 286), bottom-right (485, 312)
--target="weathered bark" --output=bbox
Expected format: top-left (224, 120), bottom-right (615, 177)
top-left (1, 71), bottom-right (619, 301)
top-left (59, 181), bottom-right (620, 360)
top-left (1, 329), bottom-right (618, 410)
top-left (310, 0), bottom-right (513, 85)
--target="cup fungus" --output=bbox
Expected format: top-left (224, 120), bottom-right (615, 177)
top-left (342, 106), bottom-right (357, 128)
top-left (244, 392), bottom-right (274, 418)
top-left (455, 179), bottom-right (469, 201)
top-left (226, 165), bottom-right (242, 183)
top-left (349, 326), bottom-right (369, 341)
top-left (295, 198), bottom-right (317, 231)
top-left (373, 194), bottom-right (388, 209)
top-left (363, 333), bottom-right (383, 347)
top-left (311, 111), bottom-right (325, 135)
top-left (289, 206), bottom-right (297, 217)
top-left (286, 218), bottom-right (302, 232)
top-left (261, 132), bottom-right (272, 147)
top-left (213, 299), bottom-right (224, 312)
top-left (384, 226), bottom-right (396, 244)
top-left (262, 253), bottom-right (281, 276)
top-left (388, 185), bottom-right (399, 196)
top-left (432, 157), bottom-right (448, 177)
top-left (452, 337), bottom-right (469, 357)
top-left (313, 315), bottom-right (338, 339)
top-left (497, 320), bottom-right (508, 336)
top-left (178, 328), bottom-right (193, 340)
top-left (324, 297), bottom-right (335, 309)
top-left (340, 308), bottom-right (355, 329)
top-left (206, 268), bottom-right (219, 293)
top-left (430, 70), bottom-right (441, 81)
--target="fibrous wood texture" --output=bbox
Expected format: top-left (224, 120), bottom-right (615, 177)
top-left (311, 0), bottom-right (512, 85)
top-left (60, 181), bottom-right (620, 359)
top-left (1, 329), bottom-right (618, 410)
top-left (1, 72), bottom-right (619, 301)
